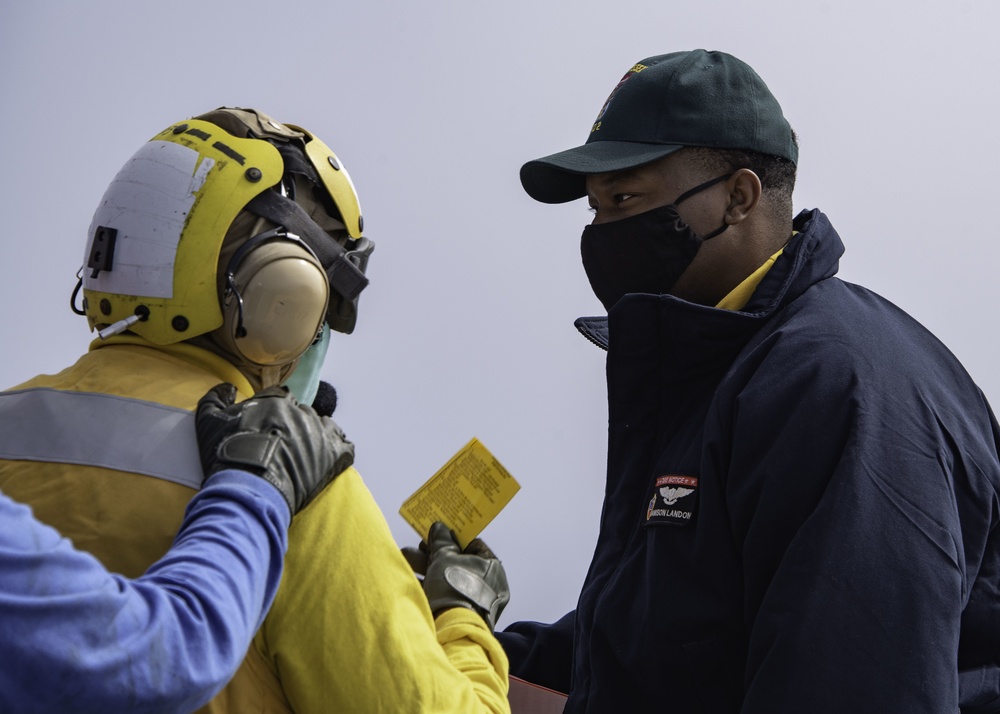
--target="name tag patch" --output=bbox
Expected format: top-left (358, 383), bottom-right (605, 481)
top-left (644, 474), bottom-right (698, 526)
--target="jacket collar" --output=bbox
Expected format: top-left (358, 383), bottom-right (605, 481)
top-left (90, 333), bottom-right (256, 397)
top-left (574, 209), bottom-right (843, 355)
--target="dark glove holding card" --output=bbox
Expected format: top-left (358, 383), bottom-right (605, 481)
top-left (403, 521), bottom-right (510, 631)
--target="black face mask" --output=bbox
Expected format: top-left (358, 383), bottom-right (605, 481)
top-left (581, 174), bottom-right (731, 311)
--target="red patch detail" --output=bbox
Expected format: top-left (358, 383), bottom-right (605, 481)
top-left (656, 475), bottom-right (699, 488)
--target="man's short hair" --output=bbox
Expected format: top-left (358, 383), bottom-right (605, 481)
top-left (685, 130), bottom-right (798, 218)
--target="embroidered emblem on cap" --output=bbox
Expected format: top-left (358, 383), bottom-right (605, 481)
top-left (592, 62), bottom-right (648, 133)
top-left (644, 474), bottom-right (698, 526)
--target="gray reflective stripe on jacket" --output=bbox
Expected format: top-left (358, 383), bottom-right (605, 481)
top-left (0, 387), bottom-right (203, 489)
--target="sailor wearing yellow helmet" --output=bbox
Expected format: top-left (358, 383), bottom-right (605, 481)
top-left (0, 107), bottom-right (511, 714)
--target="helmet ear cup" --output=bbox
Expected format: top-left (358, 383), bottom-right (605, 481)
top-left (219, 230), bottom-right (329, 366)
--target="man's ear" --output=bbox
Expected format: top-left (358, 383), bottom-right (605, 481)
top-left (724, 168), bottom-right (762, 225)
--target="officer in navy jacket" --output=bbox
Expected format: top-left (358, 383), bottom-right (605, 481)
top-left (498, 49), bottom-right (1000, 713)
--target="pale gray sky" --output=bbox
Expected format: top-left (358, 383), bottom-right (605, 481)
top-left (2, 0), bottom-right (999, 629)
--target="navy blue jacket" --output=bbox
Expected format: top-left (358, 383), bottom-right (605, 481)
top-left (499, 209), bottom-right (1000, 713)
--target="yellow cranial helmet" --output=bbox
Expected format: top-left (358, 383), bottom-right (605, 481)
top-left (77, 107), bottom-right (373, 359)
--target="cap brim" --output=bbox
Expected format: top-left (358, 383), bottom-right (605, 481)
top-left (520, 141), bottom-right (685, 204)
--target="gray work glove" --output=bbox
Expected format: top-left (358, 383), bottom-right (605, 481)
top-left (402, 521), bottom-right (510, 631)
top-left (195, 383), bottom-right (354, 515)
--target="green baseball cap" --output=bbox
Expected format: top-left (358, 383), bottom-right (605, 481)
top-left (520, 49), bottom-right (797, 204)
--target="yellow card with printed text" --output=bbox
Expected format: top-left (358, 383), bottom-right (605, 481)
top-left (399, 437), bottom-right (520, 548)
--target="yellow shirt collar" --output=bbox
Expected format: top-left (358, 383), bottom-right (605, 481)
top-left (714, 247), bottom-right (785, 311)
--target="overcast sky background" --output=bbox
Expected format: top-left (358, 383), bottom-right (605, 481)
top-left (2, 1), bottom-right (999, 630)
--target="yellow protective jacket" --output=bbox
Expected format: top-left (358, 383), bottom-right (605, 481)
top-left (0, 336), bottom-right (510, 714)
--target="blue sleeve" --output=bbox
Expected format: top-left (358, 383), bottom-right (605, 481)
top-left (497, 610), bottom-right (576, 693)
top-left (0, 469), bottom-right (289, 714)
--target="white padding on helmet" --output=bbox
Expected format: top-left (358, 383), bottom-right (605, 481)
top-left (85, 141), bottom-right (213, 298)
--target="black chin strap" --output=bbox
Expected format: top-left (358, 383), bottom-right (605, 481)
top-left (245, 189), bottom-right (374, 335)
top-left (245, 190), bottom-right (371, 302)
